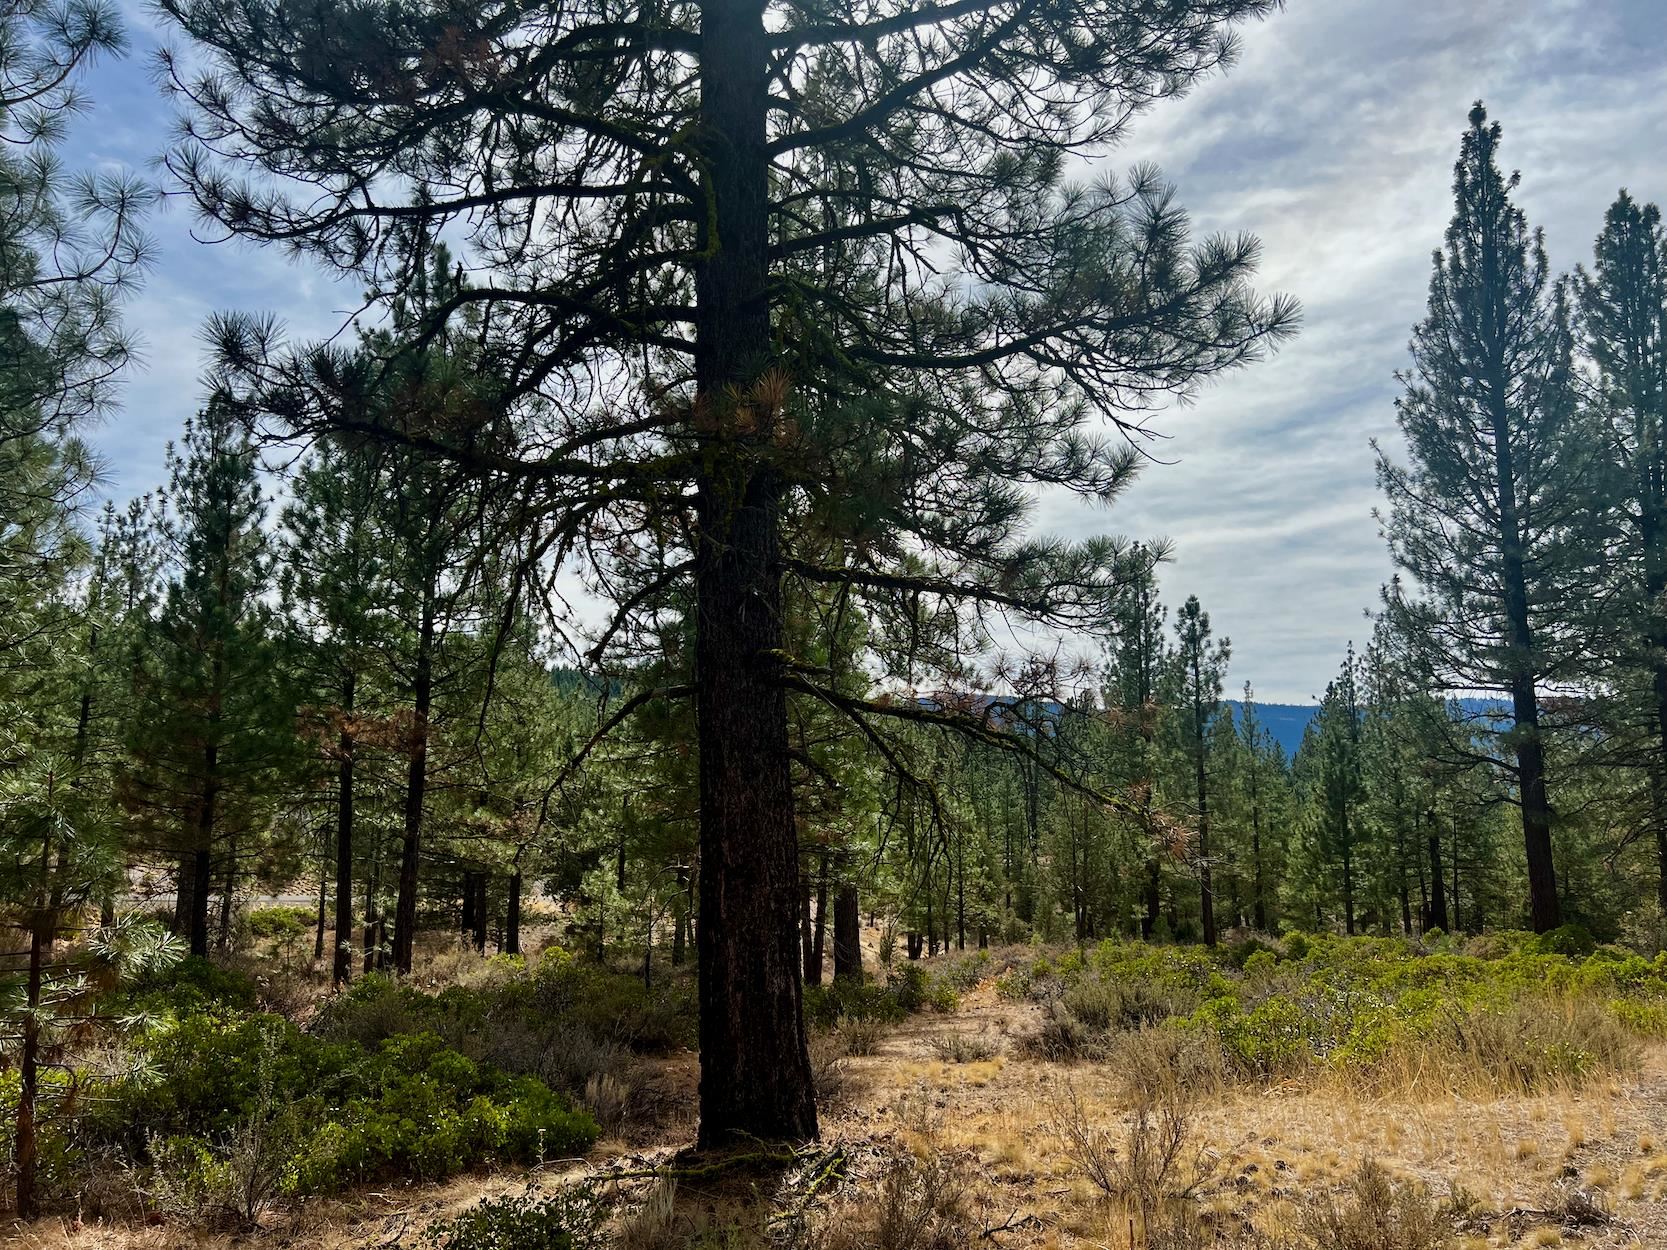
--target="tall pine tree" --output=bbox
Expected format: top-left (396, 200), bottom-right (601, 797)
top-left (1173, 595), bottom-right (1229, 946)
top-left (120, 403), bottom-right (293, 956)
top-left (1377, 104), bottom-right (1602, 932)
top-left (161, 0), bottom-right (1293, 1141)
top-left (1576, 193), bottom-right (1667, 910)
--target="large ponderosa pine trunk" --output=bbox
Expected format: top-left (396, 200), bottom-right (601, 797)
top-left (691, 0), bottom-right (816, 1147)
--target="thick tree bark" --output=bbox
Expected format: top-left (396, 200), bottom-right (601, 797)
top-left (333, 673), bottom-right (356, 984)
top-left (691, 0), bottom-right (815, 1147)
top-left (393, 601), bottom-right (434, 974)
top-left (833, 884), bottom-right (862, 982)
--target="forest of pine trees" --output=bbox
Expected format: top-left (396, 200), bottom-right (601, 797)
top-left (4, 0), bottom-right (1667, 1237)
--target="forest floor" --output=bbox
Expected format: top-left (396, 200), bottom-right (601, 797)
top-left (10, 948), bottom-right (1667, 1250)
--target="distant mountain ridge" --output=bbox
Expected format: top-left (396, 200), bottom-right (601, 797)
top-left (1225, 697), bottom-right (1503, 760)
top-left (1223, 701), bottom-right (1314, 760)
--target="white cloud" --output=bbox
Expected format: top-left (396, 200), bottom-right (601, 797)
top-left (1042, 0), bottom-right (1667, 700)
top-left (66, 0), bottom-right (1667, 702)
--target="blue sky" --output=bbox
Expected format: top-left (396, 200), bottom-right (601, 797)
top-left (69, 0), bottom-right (1667, 702)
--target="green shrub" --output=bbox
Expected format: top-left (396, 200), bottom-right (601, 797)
top-left (1007, 932), bottom-right (1662, 1093)
top-left (96, 1012), bottom-right (357, 1143)
top-left (1534, 923), bottom-right (1598, 958)
top-left (244, 905), bottom-right (314, 941)
top-left (312, 952), bottom-right (694, 1089)
top-left (417, 1186), bottom-right (607, 1250)
top-left (123, 956), bottom-right (259, 1014)
top-left (889, 963), bottom-right (958, 1013)
top-left (803, 963), bottom-right (957, 1028)
top-left (96, 1012), bottom-right (598, 1197)
top-left (934, 949), bottom-right (992, 992)
top-left (803, 979), bottom-right (906, 1029)
top-left (993, 969), bottom-right (1032, 1000)
top-left (1226, 934), bottom-right (1281, 968)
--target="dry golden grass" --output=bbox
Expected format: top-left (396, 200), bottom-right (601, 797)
top-left (12, 956), bottom-right (1667, 1249)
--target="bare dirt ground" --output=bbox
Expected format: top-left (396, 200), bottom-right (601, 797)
top-left (10, 967), bottom-right (1667, 1249)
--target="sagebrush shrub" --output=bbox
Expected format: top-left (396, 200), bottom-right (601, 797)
top-left (417, 1185), bottom-right (607, 1250)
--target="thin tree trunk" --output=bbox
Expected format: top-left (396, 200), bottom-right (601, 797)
top-left (333, 672), bottom-right (356, 984)
top-left (472, 873), bottom-right (488, 953)
top-left (800, 866), bottom-right (815, 981)
top-left (15, 818), bottom-right (52, 1221)
top-left (363, 826), bottom-right (382, 975)
top-left (833, 884), bottom-right (862, 982)
top-left (807, 850), bottom-right (828, 986)
top-left (1142, 856), bottom-right (1161, 939)
top-left (1652, 659), bottom-right (1667, 914)
top-left (190, 847), bottom-right (213, 959)
top-left (1397, 823), bottom-right (1413, 935)
top-left (314, 836), bottom-right (328, 961)
top-left (16, 914), bottom-right (44, 1219)
top-left (1192, 671), bottom-right (1215, 946)
top-left (174, 852), bottom-right (194, 939)
top-left (503, 868), bottom-right (521, 956)
top-left (1342, 839), bottom-right (1355, 936)
top-left (1489, 394), bottom-right (1559, 931)
top-left (1450, 813), bottom-right (1462, 933)
top-left (217, 841), bottom-right (236, 950)
top-left (393, 602), bottom-right (434, 974)
top-left (671, 868), bottom-right (689, 966)
top-left (185, 741), bottom-right (218, 957)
